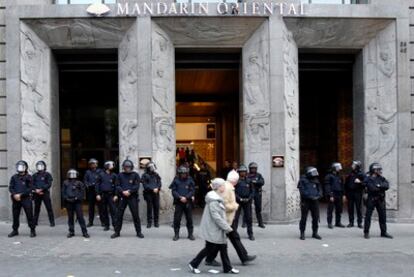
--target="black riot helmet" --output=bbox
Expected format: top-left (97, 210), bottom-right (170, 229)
top-left (177, 165), bottom-right (189, 175)
top-left (305, 167), bottom-right (319, 178)
top-left (67, 169), bottom-right (79, 179)
top-left (331, 162), bottom-right (342, 173)
top-left (351, 160), bottom-right (362, 171)
top-left (146, 162), bottom-right (157, 173)
top-left (16, 160), bottom-right (28, 174)
top-left (36, 160), bottom-right (47, 172)
top-left (122, 159), bottom-right (134, 173)
top-left (369, 162), bottom-right (382, 175)
top-left (248, 162), bottom-right (258, 173)
top-left (237, 165), bottom-right (248, 173)
top-left (104, 161), bottom-right (115, 171)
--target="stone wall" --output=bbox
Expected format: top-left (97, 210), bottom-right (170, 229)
top-left (409, 1), bottom-right (414, 218)
top-left (0, 0), bottom-right (7, 218)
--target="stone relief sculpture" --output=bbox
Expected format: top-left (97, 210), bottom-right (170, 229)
top-left (20, 23), bottom-right (51, 172)
top-left (120, 119), bottom-right (138, 162)
top-left (244, 112), bottom-right (270, 152)
top-left (364, 25), bottom-right (398, 209)
top-left (153, 117), bottom-right (174, 152)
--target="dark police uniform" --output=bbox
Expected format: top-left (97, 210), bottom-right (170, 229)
top-left (32, 171), bottom-right (54, 226)
top-left (62, 179), bottom-right (87, 235)
top-left (363, 175), bottom-right (389, 236)
top-left (113, 171), bottom-right (143, 236)
top-left (247, 172), bottom-right (265, 227)
top-left (298, 175), bottom-right (322, 236)
top-left (324, 172), bottom-right (344, 227)
top-left (83, 168), bottom-right (103, 226)
top-left (345, 170), bottom-right (365, 227)
top-left (142, 170), bottom-right (162, 227)
top-left (9, 173), bottom-right (36, 233)
top-left (97, 170), bottom-right (118, 229)
top-left (234, 176), bottom-right (254, 239)
top-left (171, 176), bottom-right (195, 237)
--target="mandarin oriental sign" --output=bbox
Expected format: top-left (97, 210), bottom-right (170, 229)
top-left (104, 2), bottom-right (305, 17)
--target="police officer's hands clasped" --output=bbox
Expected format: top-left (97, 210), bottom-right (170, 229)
top-left (13, 194), bottom-right (21, 202)
top-left (96, 195), bottom-right (102, 201)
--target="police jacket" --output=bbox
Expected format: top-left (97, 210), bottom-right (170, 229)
top-left (83, 169), bottom-right (102, 188)
top-left (97, 171), bottom-right (117, 195)
top-left (170, 176), bottom-right (195, 201)
top-left (364, 175), bottom-right (389, 200)
top-left (116, 172), bottom-right (140, 196)
top-left (142, 171), bottom-right (162, 192)
top-left (324, 173), bottom-right (344, 197)
top-left (9, 173), bottom-right (33, 197)
top-left (62, 179), bottom-right (85, 201)
top-left (32, 171), bottom-right (53, 191)
top-left (297, 176), bottom-right (322, 200)
top-left (345, 170), bottom-right (365, 193)
top-left (235, 177), bottom-right (253, 201)
top-left (247, 173), bottom-right (265, 192)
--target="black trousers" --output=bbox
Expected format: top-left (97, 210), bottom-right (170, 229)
top-left (234, 200), bottom-right (253, 236)
top-left (12, 197), bottom-right (35, 231)
top-left (173, 202), bottom-right (193, 233)
top-left (347, 190), bottom-right (363, 225)
top-left (364, 197), bottom-right (387, 234)
top-left (114, 195), bottom-right (142, 235)
top-left (253, 190), bottom-right (263, 225)
top-left (33, 192), bottom-right (55, 225)
top-left (190, 241), bottom-right (232, 273)
top-left (206, 229), bottom-right (249, 263)
top-left (144, 191), bottom-right (160, 224)
top-left (327, 194), bottom-right (343, 225)
top-left (86, 186), bottom-right (102, 225)
top-left (66, 200), bottom-right (87, 234)
top-left (299, 199), bottom-right (319, 233)
top-left (99, 192), bottom-right (117, 228)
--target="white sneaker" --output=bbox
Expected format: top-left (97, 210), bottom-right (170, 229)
top-left (188, 264), bottom-right (201, 274)
top-left (229, 268), bottom-right (239, 274)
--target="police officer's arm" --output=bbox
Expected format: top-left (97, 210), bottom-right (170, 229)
top-left (186, 179), bottom-right (195, 199)
top-left (83, 171), bottom-right (89, 186)
top-left (142, 174), bottom-right (149, 191)
top-left (297, 179), bottom-right (308, 199)
top-left (365, 178), bottom-right (380, 192)
top-left (380, 177), bottom-right (390, 191)
top-left (24, 175), bottom-right (33, 196)
top-left (45, 173), bottom-right (53, 190)
top-left (256, 174), bottom-right (265, 188)
top-left (170, 180), bottom-right (181, 199)
top-left (111, 174), bottom-right (117, 194)
top-left (95, 173), bottom-right (102, 195)
top-left (115, 174), bottom-right (123, 195)
top-left (61, 181), bottom-right (67, 200)
top-left (9, 176), bottom-right (16, 195)
top-left (157, 174), bottom-right (162, 189)
top-left (129, 173), bottom-right (140, 193)
top-left (324, 175), bottom-right (333, 197)
top-left (248, 183), bottom-right (254, 201)
top-left (78, 181), bottom-right (86, 200)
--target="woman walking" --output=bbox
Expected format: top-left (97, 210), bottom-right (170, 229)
top-left (188, 178), bottom-right (239, 274)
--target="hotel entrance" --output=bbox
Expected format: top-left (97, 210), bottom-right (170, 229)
top-left (299, 52), bottom-right (355, 177)
top-left (56, 49), bottom-right (119, 183)
top-left (175, 49), bottom-right (240, 206)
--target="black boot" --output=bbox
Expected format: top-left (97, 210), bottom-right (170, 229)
top-left (8, 230), bottom-right (18, 238)
top-left (137, 233), bottom-right (144, 239)
top-left (83, 232), bottom-right (90, 238)
top-left (381, 233), bottom-right (393, 239)
top-left (154, 222), bottom-right (159, 228)
top-left (173, 229), bottom-right (179, 241)
top-left (111, 232), bottom-right (120, 239)
top-left (300, 232), bottom-right (305, 240)
top-left (30, 229), bottom-right (36, 238)
top-left (312, 233), bottom-right (322, 240)
top-left (67, 232), bottom-right (75, 238)
top-left (188, 230), bottom-right (195, 241)
top-left (147, 222), bottom-right (152, 229)
top-left (364, 233), bottom-right (370, 239)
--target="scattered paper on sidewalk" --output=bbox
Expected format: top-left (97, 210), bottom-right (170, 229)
top-left (170, 268), bottom-right (181, 271)
top-left (322, 244), bottom-right (329, 247)
top-left (208, 269), bottom-right (220, 274)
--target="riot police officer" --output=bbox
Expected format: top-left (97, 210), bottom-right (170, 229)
top-left (171, 165), bottom-right (195, 241)
top-left (234, 165), bottom-right (254, 241)
top-left (247, 162), bottom-right (265, 228)
top-left (96, 161), bottom-right (118, 231)
top-left (325, 162), bottom-right (345, 229)
top-left (298, 167), bottom-right (322, 240)
top-left (142, 162), bottom-right (162, 228)
top-left (8, 160), bottom-right (36, 238)
top-left (83, 158), bottom-right (102, 227)
top-left (32, 160), bottom-right (55, 227)
top-left (345, 161), bottom-right (365, 228)
top-left (363, 163), bottom-right (393, 239)
top-left (111, 160), bottom-right (144, 239)
top-left (62, 169), bottom-right (89, 238)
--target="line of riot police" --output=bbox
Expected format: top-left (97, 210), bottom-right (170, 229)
top-left (298, 161), bottom-right (393, 240)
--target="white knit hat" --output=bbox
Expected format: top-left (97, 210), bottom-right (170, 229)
top-left (211, 178), bottom-right (226, 190)
top-left (227, 170), bottom-right (239, 183)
